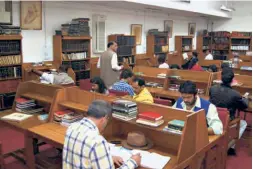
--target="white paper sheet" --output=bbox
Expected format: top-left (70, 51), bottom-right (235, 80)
top-left (110, 147), bottom-right (170, 169)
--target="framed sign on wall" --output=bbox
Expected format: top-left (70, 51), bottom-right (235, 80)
top-left (20, 1), bottom-right (42, 30)
top-left (0, 1), bottom-right (13, 25)
top-left (131, 24), bottom-right (142, 45)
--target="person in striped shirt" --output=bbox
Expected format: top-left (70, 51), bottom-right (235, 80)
top-left (63, 100), bottom-right (141, 169)
top-left (111, 69), bottom-right (135, 96)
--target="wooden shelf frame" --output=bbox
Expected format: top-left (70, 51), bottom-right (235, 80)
top-left (174, 36), bottom-right (194, 66)
top-left (53, 35), bottom-right (92, 84)
top-left (146, 34), bottom-right (169, 66)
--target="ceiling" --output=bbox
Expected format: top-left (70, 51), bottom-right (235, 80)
top-left (81, 1), bottom-right (230, 19)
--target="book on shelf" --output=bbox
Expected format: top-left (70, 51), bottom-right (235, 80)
top-left (136, 118), bottom-right (164, 127)
top-left (16, 105), bottom-right (44, 114)
top-left (167, 119), bottom-right (185, 131)
top-left (112, 113), bottom-right (136, 121)
top-left (1, 112), bottom-right (33, 122)
top-left (138, 112), bottom-right (163, 121)
top-left (112, 100), bottom-right (137, 108)
top-left (0, 66), bottom-right (22, 79)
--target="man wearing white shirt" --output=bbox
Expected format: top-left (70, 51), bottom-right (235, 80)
top-left (173, 81), bottom-right (223, 135)
top-left (204, 50), bottom-right (213, 60)
top-left (97, 41), bottom-right (123, 88)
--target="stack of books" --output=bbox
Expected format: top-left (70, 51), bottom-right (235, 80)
top-left (163, 119), bottom-right (185, 134)
top-left (112, 100), bottom-right (138, 121)
top-left (15, 98), bottom-right (44, 114)
top-left (136, 112), bottom-right (164, 127)
top-left (54, 110), bottom-right (74, 122)
top-left (61, 113), bottom-right (83, 127)
top-left (145, 82), bottom-right (163, 88)
top-left (157, 73), bottom-right (167, 78)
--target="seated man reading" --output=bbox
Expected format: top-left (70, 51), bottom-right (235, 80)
top-left (63, 100), bottom-right (141, 169)
top-left (132, 77), bottom-right (154, 104)
top-left (173, 81), bottom-right (223, 135)
top-left (29, 65), bottom-right (74, 85)
top-left (209, 67), bottom-right (248, 155)
top-left (111, 69), bottom-right (134, 96)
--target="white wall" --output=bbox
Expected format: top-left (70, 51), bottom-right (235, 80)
top-left (12, 1), bottom-right (251, 63)
top-left (12, 1), bottom-right (208, 62)
top-left (212, 1), bottom-right (252, 32)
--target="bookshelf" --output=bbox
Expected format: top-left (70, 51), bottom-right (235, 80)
top-left (53, 35), bottom-right (91, 85)
top-left (196, 35), bottom-right (212, 61)
top-left (0, 35), bottom-right (23, 110)
top-left (146, 34), bottom-right (169, 66)
top-left (230, 32), bottom-right (252, 59)
top-left (209, 31), bottom-right (230, 60)
top-left (108, 34), bottom-right (136, 68)
top-left (175, 36), bottom-right (193, 65)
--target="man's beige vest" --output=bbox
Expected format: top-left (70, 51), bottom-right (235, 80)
top-left (100, 50), bottom-right (120, 88)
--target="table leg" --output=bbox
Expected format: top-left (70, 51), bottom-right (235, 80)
top-left (24, 131), bottom-right (35, 169)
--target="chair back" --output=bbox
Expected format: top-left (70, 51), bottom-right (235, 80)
top-left (108, 89), bottom-right (128, 97)
top-left (79, 79), bottom-right (92, 91)
top-left (154, 98), bottom-right (172, 106)
top-left (217, 107), bottom-right (230, 131)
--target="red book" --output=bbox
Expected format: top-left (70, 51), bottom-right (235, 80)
top-left (138, 112), bottom-right (163, 121)
top-left (54, 110), bottom-right (73, 117)
top-left (16, 98), bottom-right (34, 104)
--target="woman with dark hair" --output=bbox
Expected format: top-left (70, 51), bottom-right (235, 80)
top-left (90, 77), bottom-right (109, 95)
top-left (188, 57), bottom-right (203, 71)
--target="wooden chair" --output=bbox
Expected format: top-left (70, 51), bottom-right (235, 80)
top-left (217, 108), bottom-right (240, 150)
top-left (154, 98), bottom-right (172, 106)
top-left (79, 79), bottom-right (92, 91)
top-left (0, 142), bottom-right (4, 169)
top-left (217, 107), bottom-right (230, 169)
top-left (108, 89), bottom-right (128, 97)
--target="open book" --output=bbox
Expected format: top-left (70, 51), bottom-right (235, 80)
top-left (1, 112), bottom-right (33, 122)
top-left (110, 145), bottom-right (170, 169)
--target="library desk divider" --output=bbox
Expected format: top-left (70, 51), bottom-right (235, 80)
top-left (0, 81), bottom-right (64, 165)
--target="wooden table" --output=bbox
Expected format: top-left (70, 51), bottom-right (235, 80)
top-left (25, 122), bottom-right (220, 169)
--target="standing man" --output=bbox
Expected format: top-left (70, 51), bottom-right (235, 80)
top-left (97, 41), bottom-right (123, 88)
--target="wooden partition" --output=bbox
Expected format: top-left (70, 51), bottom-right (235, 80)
top-left (199, 60), bottom-right (223, 70)
top-left (133, 66), bottom-right (170, 86)
top-left (166, 69), bottom-right (213, 96)
top-left (37, 87), bottom-right (210, 168)
top-left (13, 81), bottom-right (64, 122)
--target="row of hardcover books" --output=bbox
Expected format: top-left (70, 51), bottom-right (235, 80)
top-left (62, 61), bottom-right (90, 71)
top-left (0, 41), bottom-right (20, 53)
top-left (0, 66), bottom-right (22, 79)
top-left (0, 55), bottom-right (21, 65)
top-left (116, 36), bottom-right (135, 46)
